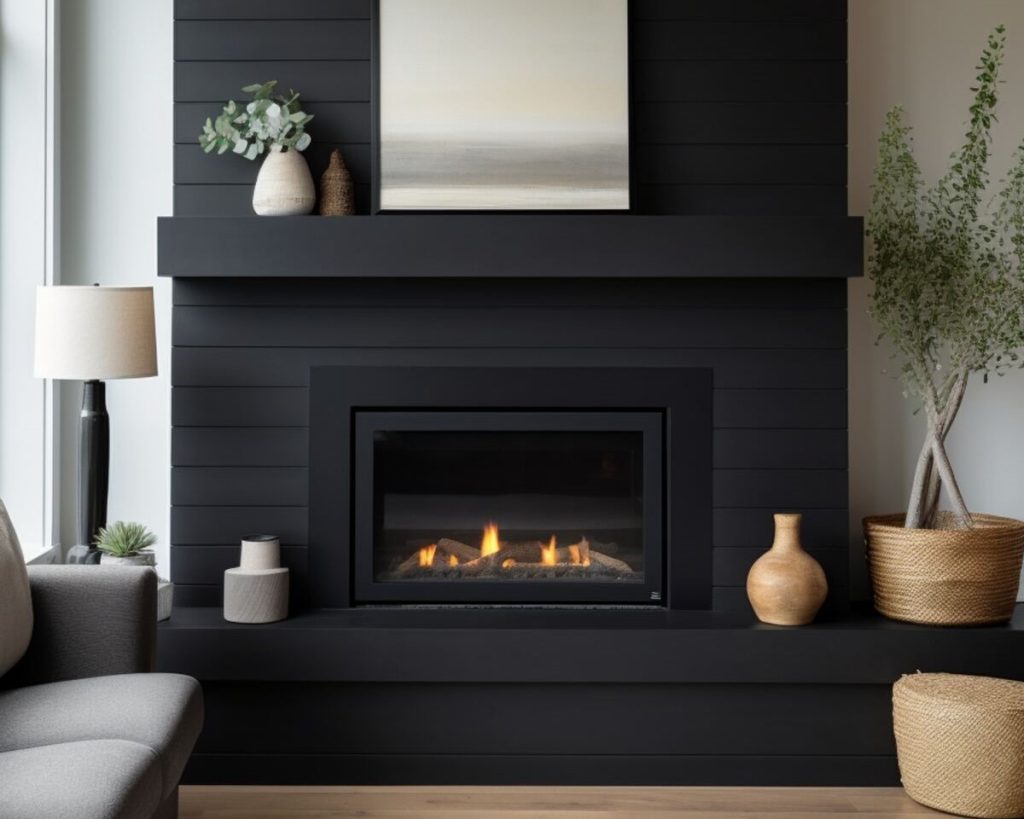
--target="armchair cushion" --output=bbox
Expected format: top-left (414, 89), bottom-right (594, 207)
top-left (0, 499), bottom-right (32, 677)
top-left (0, 739), bottom-right (162, 819)
top-left (0, 673), bottom-right (203, 800)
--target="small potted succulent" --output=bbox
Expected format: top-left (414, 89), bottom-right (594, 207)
top-left (198, 80), bottom-right (315, 216)
top-left (95, 521), bottom-right (158, 567)
top-left (864, 25), bottom-right (1024, 625)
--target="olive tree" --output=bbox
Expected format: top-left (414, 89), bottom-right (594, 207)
top-left (867, 25), bottom-right (1024, 529)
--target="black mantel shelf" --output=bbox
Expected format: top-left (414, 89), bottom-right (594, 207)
top-left (157, 604), bottom-right (1024, 685)
top-left (157, 215), bottom-right (863, 279)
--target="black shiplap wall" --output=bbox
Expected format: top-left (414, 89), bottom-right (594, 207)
top-left (170, 0), bottom-right (850, 609)
top-left (173, 0), bottom-right (847, 216)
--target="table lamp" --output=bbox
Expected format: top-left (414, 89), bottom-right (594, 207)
top-left (34, 285), bottom-right (158, 563)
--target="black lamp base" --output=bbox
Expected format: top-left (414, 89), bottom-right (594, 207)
top-left (75, 380), bottom-right (110, 563)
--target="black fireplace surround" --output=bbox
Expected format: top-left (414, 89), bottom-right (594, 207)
top-left (310, 366), bottom-right (712, 608)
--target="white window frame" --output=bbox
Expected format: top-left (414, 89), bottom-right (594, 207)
top-left (0, 0), bottom-right (61, 560)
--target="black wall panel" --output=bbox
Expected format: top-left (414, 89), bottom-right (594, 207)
top-left (172, 0), bottom-right (848, 216)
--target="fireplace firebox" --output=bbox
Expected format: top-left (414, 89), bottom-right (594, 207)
top-left (310, 366), bottom-right (712, 609)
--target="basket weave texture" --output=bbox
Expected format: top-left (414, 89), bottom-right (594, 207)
top-left (894, 673), bottom-right (1024, 818)
top-left (864, 512), bottom-right (1024, 625)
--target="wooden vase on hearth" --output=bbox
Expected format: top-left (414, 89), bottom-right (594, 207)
top-left (746, 513), bottom-right (828, 626)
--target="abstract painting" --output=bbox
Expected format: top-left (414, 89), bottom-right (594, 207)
top-left (375, 0), bottom-right (630, 211)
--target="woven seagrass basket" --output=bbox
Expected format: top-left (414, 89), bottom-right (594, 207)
top-left (894, 673), bottom-right (1024, 818)
top-left (864, 512), bottom-right (1024, 625)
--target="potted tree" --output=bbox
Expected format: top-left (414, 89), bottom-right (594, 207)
top-left (198, 80), bottom-right (315, 216)
top-left (864, 25), bottom-right (1024, 625)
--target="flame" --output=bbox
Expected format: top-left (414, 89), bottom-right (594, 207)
top-left (418, 544), bottom-right (437, 567)
top-left (448, 553), bottom-right (459, 567)
top-left (481, 522), bottom-right (501, 557)
top-left (568, 544), bottom-right (581, 565)
top-left (541, 535), bottom-right (557, 566)
top-left (502, 558), bottom-right (516, 569)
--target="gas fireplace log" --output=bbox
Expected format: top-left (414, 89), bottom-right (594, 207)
top-left (436, 538), bottom-right (482, 563)
top-left (588, 550), bottom-right (634, 574)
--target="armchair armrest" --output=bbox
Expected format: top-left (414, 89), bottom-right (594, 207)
top-left (10, 566), bottom-right (156, 685)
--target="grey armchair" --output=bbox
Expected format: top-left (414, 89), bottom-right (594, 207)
top-left (0, 566), bottom-right (203, 819)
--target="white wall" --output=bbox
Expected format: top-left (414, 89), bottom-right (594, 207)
top-left (848, 0), bottom-right (1024, 599)
top-left (59, 0), bottom-right (173, 569)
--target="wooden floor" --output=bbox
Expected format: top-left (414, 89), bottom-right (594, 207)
top-left (180, 786), bottom-right (941, 818)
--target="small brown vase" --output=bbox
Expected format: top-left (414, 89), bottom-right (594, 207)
top-left (746, 513), bottom-right (828, 625)
top-left (318, 148), bottom-right (355, 216)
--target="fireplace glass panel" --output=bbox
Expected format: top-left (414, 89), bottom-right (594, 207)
top-left (353, 410), bottom-right (663, 602)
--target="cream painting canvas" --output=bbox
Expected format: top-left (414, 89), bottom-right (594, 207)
top-left (377, 0), bottom-right (630, 210)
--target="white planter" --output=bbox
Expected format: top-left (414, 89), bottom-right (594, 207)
top-left (252, 147), bottom-right (316, 216)
top-left (99, 551), bottom-right (156, 568)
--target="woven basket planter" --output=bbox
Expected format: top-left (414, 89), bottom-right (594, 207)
top-left (894, 673), bottom-right (1024, 818)
top-left (864, 512), bottom-right (1024, 625)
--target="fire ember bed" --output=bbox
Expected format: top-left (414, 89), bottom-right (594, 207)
top-left (386, 524), bottom-right (638, 582)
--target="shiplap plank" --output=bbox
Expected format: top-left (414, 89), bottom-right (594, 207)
top-left (714, 429), bottom-right (847, 469)
top-left (175, 61), bottom-right (370, 102)
top-left (632, 0), bottom-right (846, 20)
top-left (632, 60), bottom-right (845, 103)
top-left (170, 387), bottom-right (847, 430)
top-left (634, 184), bottom-right (846, 216)
top-left (175, 20), bottom-right (371, 61)
top-left (635, 103), bottom-right (845, 145)
top-left (172, 428), bottom-right (308, 467)
top-left (173, 306), bottom-right (846, 350)
top-left (636, 145), bottom-right (846, 185)
top-left (713, 509), bottom-right (847, 549)
top-left (713, 469), bottom-right (847, 508)
top-left (634, 19), bottom-right (846, 60)
top-left (172, 348), bottom-right (847, 389)
top-left (172, 278), bottom-right (847, 310)
top-left (171, 583), bottom-right (221, 607)
top-left (172, 467), bottom-right (308, 505)
top-left (175, 0), bottom-right (370, 20)
top-left (172, 506), bottom-right (309, 544)
top-left (714, 389), bottom-right (846, 429)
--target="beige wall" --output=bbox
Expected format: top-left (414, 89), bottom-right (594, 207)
top-left (849, 0), bottom-right (1024, 599)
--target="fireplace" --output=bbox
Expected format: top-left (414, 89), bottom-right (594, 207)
top-left (309, 365), bottom-right (712, 609)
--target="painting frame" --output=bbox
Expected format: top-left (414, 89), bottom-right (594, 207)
top-left (370, 0), bottom-right (632, 214)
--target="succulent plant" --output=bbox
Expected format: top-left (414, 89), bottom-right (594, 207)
top-left (95, 521), bottom-right (157, 557)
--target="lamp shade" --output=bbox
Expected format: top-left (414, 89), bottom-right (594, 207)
top-left (34, 286), bottom-right (158, 380)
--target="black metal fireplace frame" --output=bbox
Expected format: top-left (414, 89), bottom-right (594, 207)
top-left (353, 410), bottom-right (664, 605)
top-left (309, 366), bottom-right (712, 610)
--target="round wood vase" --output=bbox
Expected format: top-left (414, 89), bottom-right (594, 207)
top-left (865, 512), bottom-right (1024, 625)
top-left (318, 148), bottom-right (355, 215)
top-left (252, 147), bottom-right (315, 216)
top-left (746, 513), bottom-right (828, 626)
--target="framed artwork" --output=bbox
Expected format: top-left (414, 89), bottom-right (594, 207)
top-left (372, 0), bottom-right (630, 212)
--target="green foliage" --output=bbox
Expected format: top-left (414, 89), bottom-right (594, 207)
top-left (867, 25), bottom-right (1024, 524)
top-left (198, 80), bottom-right (313, 160)
top-left (95, 521), bottom-right (157, 557)
top-left (868, 31), bottom-right (1024, 423)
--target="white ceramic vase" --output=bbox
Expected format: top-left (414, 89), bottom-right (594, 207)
top-left (252, 147), bottom-right (316, 216)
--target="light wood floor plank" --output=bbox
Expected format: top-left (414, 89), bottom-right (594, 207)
top-left (180, 786), bottom-right (940, 818)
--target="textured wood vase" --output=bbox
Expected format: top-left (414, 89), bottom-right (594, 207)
top-left (746, 513), bottom-right (828, 625)
top-left (318, 148), bottom-right (355, 215)
top-left (865, 512), bottom-right (1024, 625)
top-left (252, 147), bottom-right (316, 216)
top-left (224, 535), bottom-right (289, 624)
